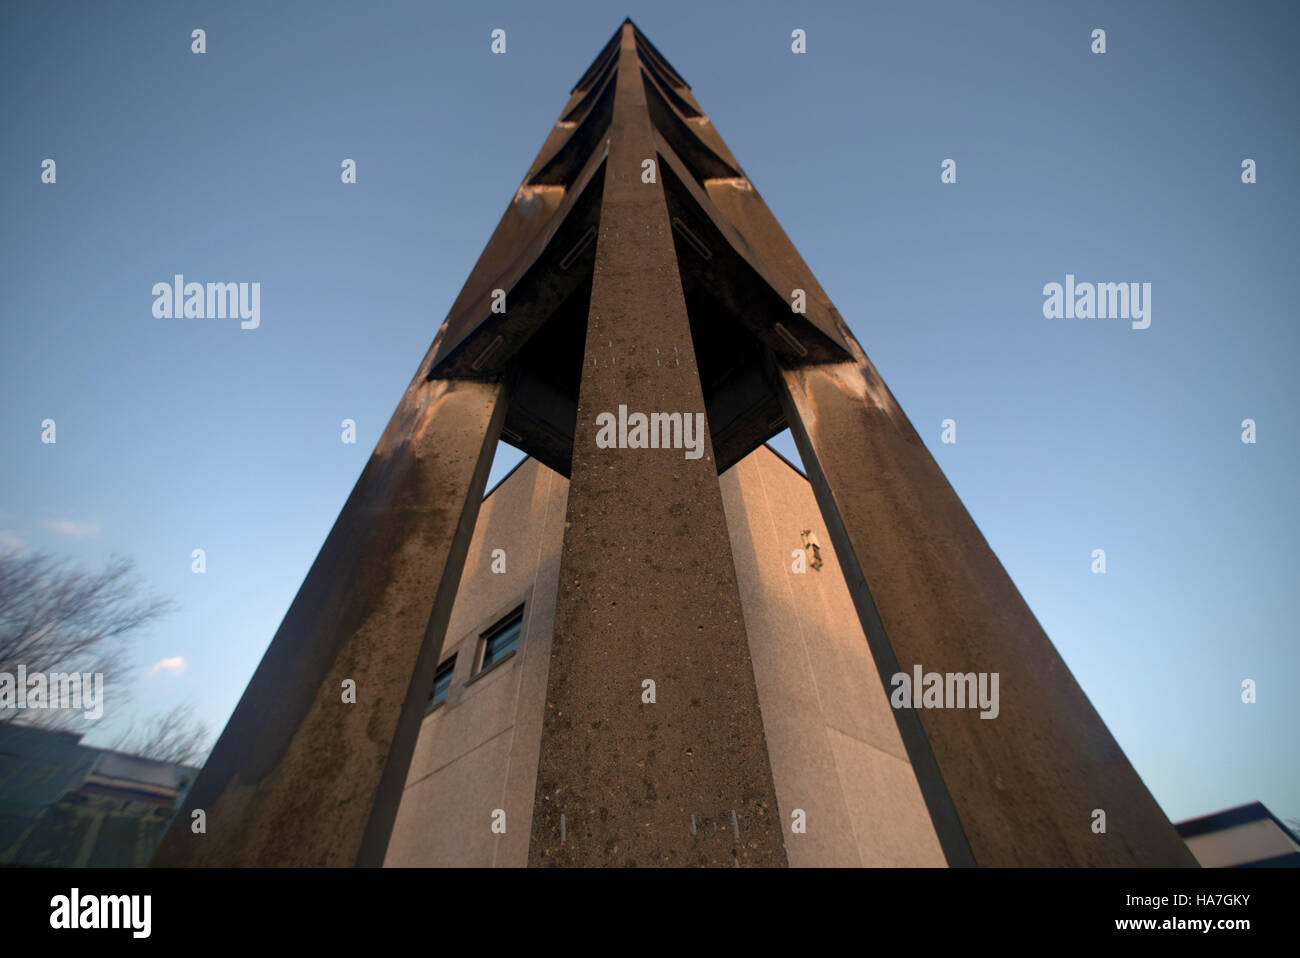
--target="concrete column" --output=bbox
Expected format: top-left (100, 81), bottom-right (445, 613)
top-left (774, 353), bottom-right (1197, 866)
top-left (527, 24), bottom-right (786, 867)
top-left (151, 373), bottom-right (506, 867)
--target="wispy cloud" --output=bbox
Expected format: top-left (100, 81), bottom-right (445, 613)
top-left (0, 530), bottom-right (25, 554)
top-left (148, 656), bottom-right (187, 676)
top-left (42, 518), bottom-right (101, 538)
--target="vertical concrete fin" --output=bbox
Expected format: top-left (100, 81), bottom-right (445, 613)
top-left (151, 375), bottom-right (507, 867)
top-left (773, 355), bottom-right (1197, 867)
top-left (525, 21), bottom-right (786, 869)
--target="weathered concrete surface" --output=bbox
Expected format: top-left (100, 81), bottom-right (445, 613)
top-left (775, 353), bottom-right (1197, 866)
top-left (151, 361), bottom-right (506, 867)
top-left (527, 24), bottom-right (787, 867)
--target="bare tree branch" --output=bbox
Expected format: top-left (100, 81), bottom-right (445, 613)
top-left (0, 550), bottom-right (173, 725)
top-left (113, 704), bottom-right (211, 766)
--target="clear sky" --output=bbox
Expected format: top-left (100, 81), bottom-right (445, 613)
top-left (2, 0), bottom-right (1296, 827)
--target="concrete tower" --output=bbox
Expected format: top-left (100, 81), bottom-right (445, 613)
top-left (152, 21), bottom-right (1197, 868)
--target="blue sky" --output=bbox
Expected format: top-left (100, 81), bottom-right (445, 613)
top-left (1, 0), bottom-right (1296, 827)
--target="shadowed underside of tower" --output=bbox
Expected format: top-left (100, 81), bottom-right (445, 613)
top-left (151, 20), bottom-right (1197, 868)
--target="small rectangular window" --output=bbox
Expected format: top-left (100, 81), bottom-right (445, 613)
top-left (428, 656), bottom-right (456, 710)
top-left (479, 608), bottom-right (523, 673)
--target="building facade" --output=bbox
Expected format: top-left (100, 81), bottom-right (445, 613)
top-left (0, 723), bottom-right (197, 867)
top-left (1175, 803), bottom-right (1300, 868)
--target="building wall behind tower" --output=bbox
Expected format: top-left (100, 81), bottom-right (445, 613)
top-left (385, 457), bottom-right (567, 866)
top-left (719, 446), bottom-right (946, 866)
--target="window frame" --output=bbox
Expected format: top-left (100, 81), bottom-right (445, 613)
top-left (472, 605), bottom-right (525, 679)
top-left (426, 654), bottom-right (457, 713)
